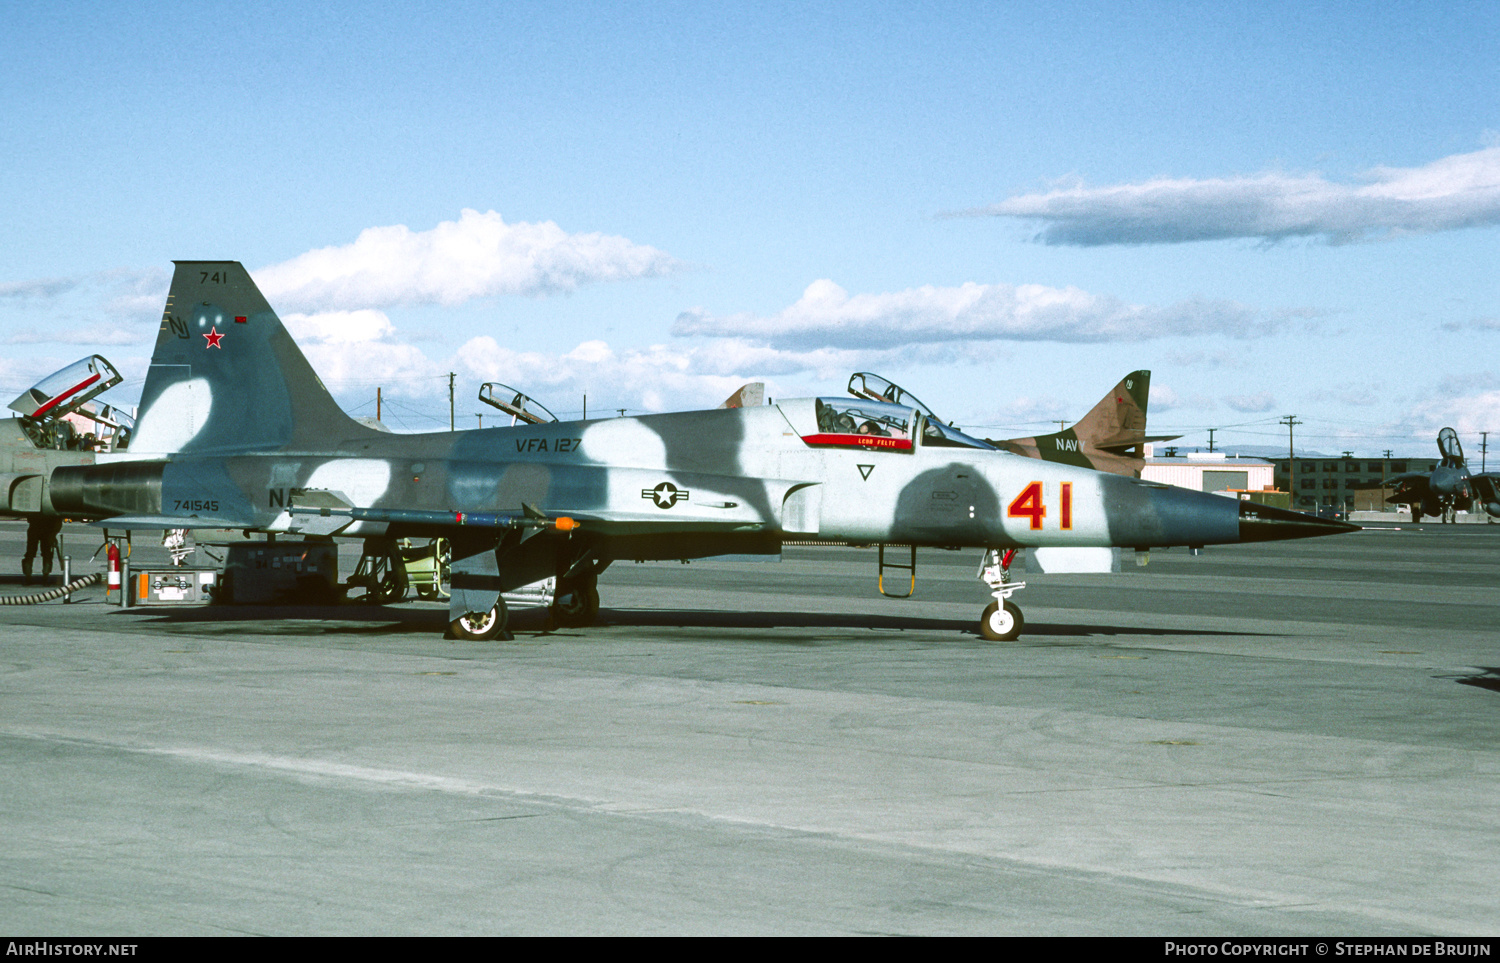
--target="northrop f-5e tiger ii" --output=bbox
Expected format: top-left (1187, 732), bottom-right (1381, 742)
top-left (50, 262), bottom-right (1358, 640)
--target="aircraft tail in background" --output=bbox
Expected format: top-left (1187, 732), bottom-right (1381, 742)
top-left (989, 371), bottom-right (1178, 478)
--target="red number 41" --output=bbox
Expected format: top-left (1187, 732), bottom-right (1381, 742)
top-left (1007, 482), bottom-right (1073, 530)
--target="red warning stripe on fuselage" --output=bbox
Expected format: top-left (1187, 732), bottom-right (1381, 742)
top-left (800, 433), bottom-right (914, 451)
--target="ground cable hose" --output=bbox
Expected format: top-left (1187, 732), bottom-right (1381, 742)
top-left (0, 572), bottom-right (103, 605)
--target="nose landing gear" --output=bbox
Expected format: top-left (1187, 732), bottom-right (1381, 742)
top-left (977, 548), bottom-right (1025, 641)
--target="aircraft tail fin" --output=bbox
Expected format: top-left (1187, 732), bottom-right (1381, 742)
top-left (1067, 369), bottom-right (1152, 453)
top-left (1024, 370), bottom-right (1174, 463)
top-left (718, 382), bottom-right (765, 409)
top-left (129, 261), bottom-right (377, 455)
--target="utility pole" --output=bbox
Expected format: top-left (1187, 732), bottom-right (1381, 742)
top-left (1280, 415), bottom-right (1301, 505)
top-left (376, 387), bottom-right (382, 423)
top-left (448, 373), bottom-right (456, 431)
top-left (583, 394), bottom-right (587, 420)
top-left (1054, 420), bottom-right (1069, 432)
top-left (1482, 432), bottom-right (1489, 473)
top-left (1207, 428), bottom-right (1217, 453)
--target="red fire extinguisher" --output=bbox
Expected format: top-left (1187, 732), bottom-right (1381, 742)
top-left (106, 542), bottom-right (121, 599)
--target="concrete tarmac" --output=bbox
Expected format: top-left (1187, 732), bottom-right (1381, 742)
top-left (0, 521), bottom-right (1496, 935)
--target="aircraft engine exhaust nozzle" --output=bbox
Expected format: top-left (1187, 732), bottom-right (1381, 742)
top-left (1238, 501), bottom-right (1361, 542)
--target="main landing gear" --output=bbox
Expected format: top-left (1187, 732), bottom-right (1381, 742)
top-left (449, 598), bottom-right (509, 641)
top-left (549, 572), bottom-right (600, 629)
top-left (977, 548), bottom-right (1025, 642)
top-left (447, 570), bottom-right (603, 641)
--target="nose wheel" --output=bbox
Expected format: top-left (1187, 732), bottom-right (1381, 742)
top-left (977, 548), bottom-right (1026, 642)
top-left (980, 599), bottom-right (1024, 641)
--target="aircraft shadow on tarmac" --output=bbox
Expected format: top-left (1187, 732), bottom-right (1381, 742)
top-left (118, 602), bottom-right (1270, 642)
top-left (1456, 667), bottom-right (1500, 693)
top-left (595, 609), bottom-right (1272, 640)
top-left (122, 603), bottom-right (452, 636)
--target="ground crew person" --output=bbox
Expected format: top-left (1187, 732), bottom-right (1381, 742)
top-left (23, 515), bottom-right (63, 585)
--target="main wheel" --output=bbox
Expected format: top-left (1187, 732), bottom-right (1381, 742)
top-left (448, 599), bottom-right (508, 641)
top-left (979, 599), bottom-right (1024, 641)
top-left (550, 575), bottom-right (600, 628)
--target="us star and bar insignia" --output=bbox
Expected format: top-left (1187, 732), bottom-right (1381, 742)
top-left (643, 482), bottom-right (689, 509)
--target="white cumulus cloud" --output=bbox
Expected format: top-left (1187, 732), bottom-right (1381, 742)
top-left (282, 309), bottom-right (440, 394)
top-left (0, 278), bottom-right (80, 300)
top-left (673, 279), bottom-right (1262, 350)
top-left (255, 209), bottom-right (680, 312)
top-left (1224, 392), bottom-right (1278, 413)
top-left (1408, 378), bottom-right (1500, 441)
top-left (969, 145), bottom-right (1500, 245)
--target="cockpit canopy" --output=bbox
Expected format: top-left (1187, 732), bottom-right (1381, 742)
top-left (847, 372), bottom-right (938, 421)
top-left (1438, 427), bottom-right (1464, 467)
top-left (10, 355), bottom-right (123, 421)
top-left (815, 397), bottom-right (914, 442)
top-left (8, 355), bottom-right (131, 451)
top-left (478, 383), bottom-right (559, 425)
top-left (782, 397), bottom-right (995, 453)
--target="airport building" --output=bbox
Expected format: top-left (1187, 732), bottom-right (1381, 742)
top-left (1140, 449), bottom-right (1455, 514)
top-left (1269, 455), bottom-right (1438, 512)
top-left (1140, 450), bottom-right (1277, 497)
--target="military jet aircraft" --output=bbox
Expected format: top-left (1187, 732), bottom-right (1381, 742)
top-left (51, 261), bottom-right (1356, 642)
top-left (849, 370), bottom-right (1177, 478)
top-left (1382, 427), bottom-right (1500, 523)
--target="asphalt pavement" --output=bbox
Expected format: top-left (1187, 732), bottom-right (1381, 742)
top-left (0, 521), bottom-right (1495, 935)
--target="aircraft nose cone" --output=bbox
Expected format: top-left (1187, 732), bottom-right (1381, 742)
top-left (1238, 501), bottom-right (1361, 542)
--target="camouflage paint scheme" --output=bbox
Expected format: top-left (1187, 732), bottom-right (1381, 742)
top-left (50, 262), bottom-right (1356, 639)
top-left (987, 371), bottom-right (1178, 479)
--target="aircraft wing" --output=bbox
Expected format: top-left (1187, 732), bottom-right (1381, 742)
top-left (88, 514), bottom-right (252, 530)
top-left (1469, 473), bottom-right (1500, 500)
top-left (1094, 432), bottom-right (1181, 453)
top-left (1382, 472), bottom-right (1432, 489)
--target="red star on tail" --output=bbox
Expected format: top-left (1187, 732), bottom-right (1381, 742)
top-left (204, 326), bottom-right (225, 349)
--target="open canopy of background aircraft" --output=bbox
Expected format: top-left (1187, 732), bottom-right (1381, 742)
top-left (848, 370), bottom-right (1178, 479)
top-left (0, 354), bottom-right (133, 519)
top-left (1381, 427), bottom-right (1500, 523)
top-left (50, 262), bottom-right (1356, 641)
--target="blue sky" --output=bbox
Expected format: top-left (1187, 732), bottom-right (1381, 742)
top-left (3, 1), bottom-right (1497, 454)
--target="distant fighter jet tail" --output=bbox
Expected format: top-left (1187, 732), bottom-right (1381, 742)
top-left (1036, 369), bottom-right (1159, 457)
top-left (129, 261), bottom-right (378, 456)
top-left (993, 370), bottom-right (1179, 474)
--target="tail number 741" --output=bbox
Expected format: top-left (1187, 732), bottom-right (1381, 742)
top-left (1007, 482), bottom-right (1073, 530)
